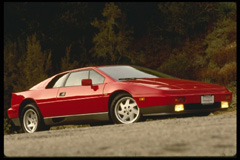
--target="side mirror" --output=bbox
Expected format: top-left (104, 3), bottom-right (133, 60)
top-left (82, 79), bottom-right (92, 86)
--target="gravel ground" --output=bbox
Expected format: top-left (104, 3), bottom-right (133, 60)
top-left (4, 111), bottom-right (236, 157)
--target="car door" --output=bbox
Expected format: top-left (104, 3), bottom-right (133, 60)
top-left (38, 73), bottom-right (70, 118)
top-left (54, 69), bottom-right (106, 117)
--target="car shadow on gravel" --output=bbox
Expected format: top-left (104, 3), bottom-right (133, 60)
top-left (88, 113), bottom-right (210, 127)
top-left (51, 110), bottom-right (234, 129)
top-left (143, 112), bottom-right (212, 122)
top-left (143, 109), bottom-right (235, 122)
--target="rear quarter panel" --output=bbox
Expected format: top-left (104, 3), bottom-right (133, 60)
top-left (10, 88), bottom-right (59, 118)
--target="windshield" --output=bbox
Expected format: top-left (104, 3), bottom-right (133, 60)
top-left (97, 65), bottom-right (174, 81)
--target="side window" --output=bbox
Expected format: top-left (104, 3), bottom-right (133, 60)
top-left (65, 70), bottom-right (89, 87)
top-left (46, 73), bottom-right (69, 89)
top-left (90, 70), bottom-right (105, 85)
top-left (53, 74), bottom-right (69, 88)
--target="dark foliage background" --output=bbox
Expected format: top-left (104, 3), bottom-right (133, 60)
top-left (4, 2), bottom-right (236, 134)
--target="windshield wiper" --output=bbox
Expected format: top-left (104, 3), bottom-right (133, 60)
top-left (118, 77), bottom-right (147, 81)
top-left (118, 77), bottom-right (137, 81)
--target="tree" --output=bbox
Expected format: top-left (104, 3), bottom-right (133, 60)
top-left (61, 44), bottom-right (79, 71)
top-left (157, 2), bottom-right (219, 39)
top-left (4, 34), bottom-right (52, 119)
top-left (18, 33), bottom-right (52, 90)
top-left (4, 39), bottom-right (25, 117)
top-left (91, 2), bottom-right (133, 64)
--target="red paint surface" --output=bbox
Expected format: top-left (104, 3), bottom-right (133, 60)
top-left (8, 66), bottom-right (232, 119)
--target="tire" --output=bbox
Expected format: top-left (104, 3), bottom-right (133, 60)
top-left (110, 93), bottom-right (141, 124)
top-left (21, 103), bottom-right (49, 133)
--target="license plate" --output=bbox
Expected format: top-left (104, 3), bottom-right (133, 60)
top-left (201, 95), bottom-right (214, 105)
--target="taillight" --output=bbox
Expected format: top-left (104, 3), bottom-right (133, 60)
top-left (175, 97), bottom-right (185, 103)
top-left (225, 94), bottom-right (231, 101)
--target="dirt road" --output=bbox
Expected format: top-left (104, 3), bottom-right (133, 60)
top-left (4, 111), bottom-right (236, 157)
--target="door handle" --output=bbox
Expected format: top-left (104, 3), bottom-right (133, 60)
top-left (59, 92), bottom-right (66, 96)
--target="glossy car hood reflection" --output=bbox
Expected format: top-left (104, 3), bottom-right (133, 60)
top-left (122, 78), bottom-right (225, 90)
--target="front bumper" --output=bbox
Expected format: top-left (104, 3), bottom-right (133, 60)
top-left (7, 107), bottom-right (21, 126)
top-left (7, 107), bottom-right (19, 119)
top-left (141, 102), bottom-right (226, 116)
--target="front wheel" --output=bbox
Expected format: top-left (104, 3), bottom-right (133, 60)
top-left (21, 103), bottom-right (48, 133)
top-left (110, 93), bottom-right (141, 124)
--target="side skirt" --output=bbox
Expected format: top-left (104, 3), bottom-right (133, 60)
top-left (43, 112), bottom-right (109, 126)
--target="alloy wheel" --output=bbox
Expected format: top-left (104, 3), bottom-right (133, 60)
top-left (23, 108), bottom-right (39, 133)
top-left (114, 97), bottom-right (140, 124)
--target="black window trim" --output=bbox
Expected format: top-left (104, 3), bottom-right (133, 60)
top-left (46, 72), bottom-right (70, 89)
top-left (61, 73), bottom-right (71, 87)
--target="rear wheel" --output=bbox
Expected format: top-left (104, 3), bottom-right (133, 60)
top-left (21, 103), bottom-right (49, 133)
top-left (110, 93), bottom-right (141, 124)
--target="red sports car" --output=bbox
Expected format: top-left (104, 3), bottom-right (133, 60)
top-left (7, 65), bottom-right (232, 133)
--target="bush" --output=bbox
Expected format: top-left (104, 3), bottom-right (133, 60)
top-left (217, 62), bottom-right (236, 85)
top-left (210, 45), bottom-right (236, 68)
top-left (4, 118), bottom-right (21, 135)
top-left (200, 10), bottom-right (236, 86)
top-left (4, 118), bottom-right (11, 135)
top-left (199, 44), bottom-right (236, 86)
top-left (226, 81), bottom-right (237, 111)
top-left (4, 118), bottom-right (20, 135)
top-left (158, 52), bottom-right (189, 79)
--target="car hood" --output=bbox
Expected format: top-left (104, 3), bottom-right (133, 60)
top-left (122, 78), bottom-right (226, 91)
